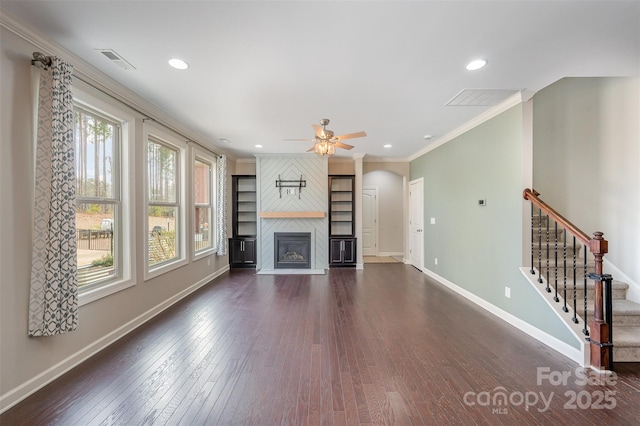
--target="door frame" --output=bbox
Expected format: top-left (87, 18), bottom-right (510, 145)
top-left (362, 187), bottom-right (378, 256)
top-left (408, 178), bottom-right (424, 270)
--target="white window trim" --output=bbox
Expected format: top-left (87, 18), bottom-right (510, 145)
top-left (191, 145), bottom-right (217, 261)
top-left (144, 123), bottom-right (188, 280)
top-left (72, 81), bottom-right (136, 306)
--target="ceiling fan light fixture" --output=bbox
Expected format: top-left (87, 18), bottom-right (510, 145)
top-left (314, 140), bottom-right (335, 156)
top-left (287, 118), bottom-right (364, 156)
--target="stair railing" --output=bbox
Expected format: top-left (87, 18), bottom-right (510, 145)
top-left (523, 188), bottom-right (613, 370)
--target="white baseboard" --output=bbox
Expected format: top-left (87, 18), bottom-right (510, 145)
top-left (0, 265), bottom-right (229, 414)
top-left (421, 267), bottom-right (586, 366)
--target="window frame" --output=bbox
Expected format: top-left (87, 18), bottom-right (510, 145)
top-left (72, 82), bottom-right (136, 305)
top-left (191, 146), bottom-right (217, 260)
top-left (144, 123), bottom-right (188, 280)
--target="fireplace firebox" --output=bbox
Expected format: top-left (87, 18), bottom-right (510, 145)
top-left (274, 232), bottom-right (311, 269)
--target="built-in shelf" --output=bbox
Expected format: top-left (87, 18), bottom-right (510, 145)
top-left (329, 175), bottom-right (356, 267)
top-left (259, 211), bottom-right (326, 219)
top-left (230, 175), bottom-right (257, 269)
top-left (328, 175), bottom-right (355, 238)
top-left (232, 175), bottom-right (257, 237)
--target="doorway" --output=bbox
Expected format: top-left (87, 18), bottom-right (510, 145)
top-left (362, 188), bottom-right (377, 256)
top-left (409, 178), bottom-right (424, 270)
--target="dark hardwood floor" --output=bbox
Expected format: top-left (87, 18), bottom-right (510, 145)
top-left (2, 264), bottom-right (639, 425)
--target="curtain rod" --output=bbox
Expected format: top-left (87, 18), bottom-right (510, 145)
top-left (30, 51), bottom-right (225, 158)
top-left (31, 51), bottom-right (52, 70)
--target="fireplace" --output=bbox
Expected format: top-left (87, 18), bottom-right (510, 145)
top-left (274, 232), bottom-right (311, 269)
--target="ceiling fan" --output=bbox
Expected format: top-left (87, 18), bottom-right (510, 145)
top-left (285, 119), bottom-right (367, 156)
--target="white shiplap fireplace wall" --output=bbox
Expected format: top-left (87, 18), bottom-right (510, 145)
top-left (255, 155), bottom-right (329, 270)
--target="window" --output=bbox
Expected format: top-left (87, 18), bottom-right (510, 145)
top-left (72, 83), bottom-right (135, 304)
top-left (145, 128), bottom-right (187, 277)
top-left (193, 149), bottom-right (217, 257)
top-left (74, 106), bottom-right (120, 289)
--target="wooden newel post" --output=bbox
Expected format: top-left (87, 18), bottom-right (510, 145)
top-left (588, 231), bottom-right (611, 370)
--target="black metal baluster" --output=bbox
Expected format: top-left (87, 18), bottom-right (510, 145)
top-left (530, 204), bottom-right (535, 275)
top-left (538, 208), bottom-right (543, 283)
top-left (545, 215), bottom-right (551, 292)
top-left (572, 236), bottom-right (579, 323)
top-left (603, 274), bottom-right (614, 371)
top-left (554, 221), bottom-right (559, 302)
top-left (583, 245), bottom-right (589, 336)
top-left (562, 229), bottom-right (569, 312)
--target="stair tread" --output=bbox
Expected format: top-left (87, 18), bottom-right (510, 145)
top-left (586, 280), bottom-right (628, 290)
top-left (557, 280), bottom-right (628, 289)
top-left (531, 275), bottom-right (628, 290)
top-left (588, 299), bottom-right (640, 315)
top-left (533, 261), bottom-right (593, 269)
top-left (531, 241), bottom-right (583, 248)
top-left (613, 326), bottom-right (640, 346)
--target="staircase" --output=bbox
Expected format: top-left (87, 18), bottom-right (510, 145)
top-left (526, 189), bottom-right (640, 367)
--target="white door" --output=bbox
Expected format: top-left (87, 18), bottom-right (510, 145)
top-left (362, 188), bottom-right (377, 256)
top-left (409, 178), bottom-right (424, 270)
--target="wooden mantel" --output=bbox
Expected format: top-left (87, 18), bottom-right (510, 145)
top-left (259, 211), bottom-right (326, 219)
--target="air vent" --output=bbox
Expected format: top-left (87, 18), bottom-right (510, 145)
top-left (95, 49), bottom-right (136, 70)
top-left (446, 89), bottom-right (520, 106)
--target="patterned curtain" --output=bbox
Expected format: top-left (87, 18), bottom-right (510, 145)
top-left (29, 57), bottom-right (78, 336)
top-left (216, 155), bottom-right (228, 256)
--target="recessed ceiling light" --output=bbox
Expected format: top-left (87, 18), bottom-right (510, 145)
top-left (383, 144), bottom-right (392, 148)
top-left (466, 59), bottom-right (487, 71)
top-left (220, 138), bottom-right (231, 144)
top-left (255, 144), bottom-right (263, 148)
top-left (423, 135), bottom-right (433, 140)
top-left (168, 58), bottom-right (189, 70)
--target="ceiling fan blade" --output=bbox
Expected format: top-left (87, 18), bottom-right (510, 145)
top-left (335, 131), bottom-right (366, 141)
top-left (335, 142), bottom-right (354, 150)
top-left (306, 146), bottom-right (315, 152)
top-left (312, 124), bottom-right (324, 138)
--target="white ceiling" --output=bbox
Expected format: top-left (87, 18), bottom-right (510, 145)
top-left (2, 1), bottom-right (638, 160)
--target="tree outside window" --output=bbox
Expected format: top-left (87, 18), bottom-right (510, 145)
top-left (147, 138), bottom-right (180, 267)
top-left (194, 157), bottom-right (214, 253)
top-left (74, 107), bottom-right (119, 288)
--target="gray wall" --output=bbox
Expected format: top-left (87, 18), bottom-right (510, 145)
top-left (533, 77), bottom-right (640, 287)
top-left (410, 104), bottom-right (579, 348)
top-left (1, 26), bottom-right (231, 409)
